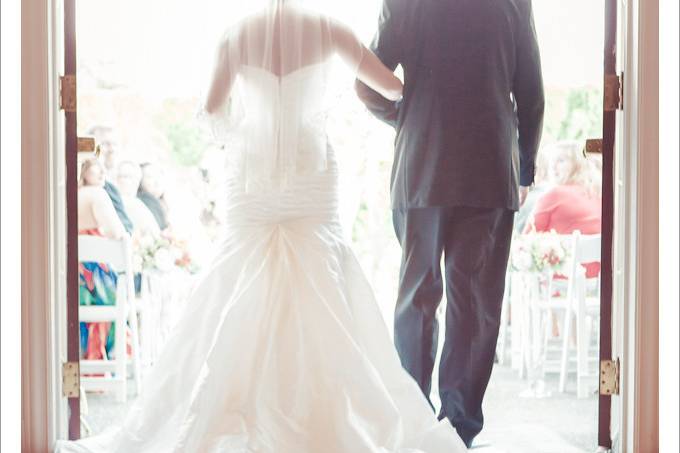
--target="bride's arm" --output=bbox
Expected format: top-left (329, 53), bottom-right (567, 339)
top-left (203, 40), bottom-right (237, 115)
top-left (332, 21), bottom-right (403, 101)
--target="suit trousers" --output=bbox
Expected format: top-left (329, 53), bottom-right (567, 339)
top-left (392, 206), bottom-right (514, 447)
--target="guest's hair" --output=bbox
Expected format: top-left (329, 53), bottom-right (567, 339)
top-left (79, 158), bottom-right (105, 187)
top-left (547, 141), bottom-right (600, 196)
top-left (586, 154), bottom-right (603, 197)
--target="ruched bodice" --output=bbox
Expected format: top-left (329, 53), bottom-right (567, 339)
top-left (219, 62), bottom-right (345, 234)
top-left (223, 145), bottom-right (340, 232)
top-left (225, 63), bottom-right (333, 191)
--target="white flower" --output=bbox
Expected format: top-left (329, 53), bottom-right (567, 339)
top-left (132, 254), bottom-right (144, 273)
top-left (512, 248), bottom-right (534, 271)
top-left (154, 248), bottom-right (175, 272)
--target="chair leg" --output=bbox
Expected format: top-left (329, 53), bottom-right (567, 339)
top-left (115, 313), bottom-right (127, 403)
top-left (558, 308), bottom-right (573, 393)
top-left (576, 281), bottom-right (589, 399)
top-left (511, 274), bottom-right (523, 372)
top-left (80, 415), bottom-right (93, 437)
top-left (129, 307), bottom-right (143, 395)
top-left (541, 309), bottom-right (552, 370)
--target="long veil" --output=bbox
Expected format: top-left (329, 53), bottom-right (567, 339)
top-left (197, 0), bottom-right (365, 192)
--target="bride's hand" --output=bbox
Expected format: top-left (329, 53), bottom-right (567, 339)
top-left (332, 20), bottom-right (402, 102)
top-left (356, 48), bottom-right (403, 101)
top-left (384, 80), bottom-right (403, 102)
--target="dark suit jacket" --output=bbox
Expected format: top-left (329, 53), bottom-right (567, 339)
top-left (356, 0), bottom-right (545, 211)
top-left (137, 189), bottom-right (169, 231)
top-left (104, 180), bottom-right (134, 234)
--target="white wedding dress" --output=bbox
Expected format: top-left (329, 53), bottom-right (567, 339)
top-left (56, 7), bottom-right (468, 452)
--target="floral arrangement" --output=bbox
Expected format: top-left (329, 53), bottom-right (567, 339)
top-left (133, 232), bottom-right (199, 274)
top-left (510, 230), bottom-right (569, 273)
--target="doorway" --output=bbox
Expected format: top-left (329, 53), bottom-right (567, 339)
top-left (56, 0), bottom-right (615, 451)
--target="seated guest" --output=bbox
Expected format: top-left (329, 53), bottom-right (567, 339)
top-left (78, 158), bottom-right (127, 239)
top-left (88, 125), bottom-right (134, 234)
top-left (116, 160), bottom-right (161, 238)
top-left (524, 141), bottom-right (602, 277)
top-left (137, 162), bottom-right (170, 232)
top-left (77, 158), bottom-right (128, 361)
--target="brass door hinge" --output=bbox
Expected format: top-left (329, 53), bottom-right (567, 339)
top-left (59, 74), bottom-right (77, 112)
top-left (78, 137), bottom-right (97, 154)
top-left (584, 138), bottom-right (603, 155)
top-left (599, 358), bottom-right (620, 395)
top-left (604, 73), bottom-right (623, 111)
top-left (62, 361), bottom-right (80, 398)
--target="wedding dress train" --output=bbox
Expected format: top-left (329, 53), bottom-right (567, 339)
top-left (56, 12), bottom-right (467, 451)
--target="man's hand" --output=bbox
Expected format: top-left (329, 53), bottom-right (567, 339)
top-left (519, 185), bottom-right (530, 207)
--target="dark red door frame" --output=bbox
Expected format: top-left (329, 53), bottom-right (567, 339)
top-left (598, 0), bottom-right (617, 448)
top-left (64, 0), bottom-right (81, 440)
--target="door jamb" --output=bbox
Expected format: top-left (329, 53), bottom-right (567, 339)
top-left (21, 0), bottom-right (658, 450)
top-left (616, 0), bottom-right (659, 451)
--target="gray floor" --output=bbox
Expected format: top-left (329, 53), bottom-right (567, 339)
top-left (479, 365), bottom-right (597, 452)
top-left (83, 361), bottom-right (597, 452)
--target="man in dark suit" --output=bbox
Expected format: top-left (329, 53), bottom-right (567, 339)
top-left (356, 0), bottom-right (544, 447)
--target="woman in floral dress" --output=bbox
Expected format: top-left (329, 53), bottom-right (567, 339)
top-left (78, 158), bottom-right (128, 360)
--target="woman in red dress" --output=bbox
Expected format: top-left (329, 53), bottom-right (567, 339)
top-left (524, 141), bottom-right (602, 277)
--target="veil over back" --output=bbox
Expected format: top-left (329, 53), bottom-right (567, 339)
top-left (199, 0), bottom-right (365, 192)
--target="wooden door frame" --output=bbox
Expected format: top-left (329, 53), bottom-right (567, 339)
top-left (21, 0), bottom-right (70, 450)
top-left (21, 0), bottom-right (52, 450)
top-left (599, 0), bottom-right (618, 447)
top-left (615, 0), bottom-right (659, 451)
top-left (63, 0), bottom-right (81, 439)
top-left (20, 0), bottom-right (659, 450)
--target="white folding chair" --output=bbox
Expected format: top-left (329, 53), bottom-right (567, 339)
top-left (78, 235), bottom-right (142, 402)
top-left (539, 232), bottom-right (601, 397)
top-left (136, 271), bottom-right (164, 368)
top-left (560, 232), bottom-right (601, 397)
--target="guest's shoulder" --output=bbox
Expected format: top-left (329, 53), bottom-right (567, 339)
top-left (79, 185), bottom-right (111, 202)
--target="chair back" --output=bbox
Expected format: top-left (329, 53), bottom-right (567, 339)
top-left (554, 231), bottom-right (601, 302)
top-left (78, 235), bottom-right (132, 274)
top-left (572, 232), bottom-right (601, 264)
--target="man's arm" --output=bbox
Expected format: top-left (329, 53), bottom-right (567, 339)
top-left (355, 0), bottom-right (402, 127)
top-left (513, 0), bottom-right (545, 187)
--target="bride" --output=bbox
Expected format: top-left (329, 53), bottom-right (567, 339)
top-left (57, 0), bottom-right (467, 451)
